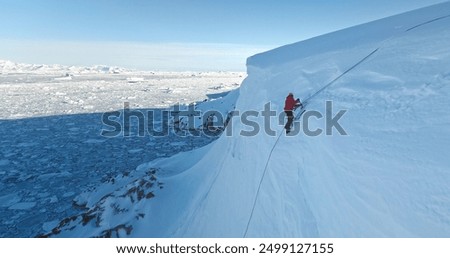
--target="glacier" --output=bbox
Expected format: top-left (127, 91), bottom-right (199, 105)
top-left (46, 2), bottom-right (450, 237)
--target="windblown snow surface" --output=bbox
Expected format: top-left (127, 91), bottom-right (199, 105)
top-left (47, 2), bottom-right (450, 237)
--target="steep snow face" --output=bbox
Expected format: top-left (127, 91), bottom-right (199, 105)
top-left (145, 2), bottom-right (450, 237)
top-left (45, 2), bottom-right (450, 237)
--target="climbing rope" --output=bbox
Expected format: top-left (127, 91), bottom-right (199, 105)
top-left (243, 128), bottom-right (284, 237)
top-left (303, 48), bottom-right (379, 104)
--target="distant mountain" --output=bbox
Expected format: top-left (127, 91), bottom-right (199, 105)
top-left (0, 59), bottom-right (129, 75)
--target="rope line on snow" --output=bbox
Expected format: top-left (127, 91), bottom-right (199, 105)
top-left (302, 48), bottom-right (379, 105)
top-left (405, 14), bottom-right (450, 32)
top-left (243, 129), bottom-right (284, 237)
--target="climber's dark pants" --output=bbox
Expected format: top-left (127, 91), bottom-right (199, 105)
top-left (284, 110), bottom-right (293, 130)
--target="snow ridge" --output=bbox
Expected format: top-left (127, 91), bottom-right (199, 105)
top-left (40, 2), bottom-right (450, 237)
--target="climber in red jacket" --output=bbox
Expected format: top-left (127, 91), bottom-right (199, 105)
top-left (284, 93), bottom-right (302, 134)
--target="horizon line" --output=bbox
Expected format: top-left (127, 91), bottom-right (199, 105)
top-left (0, 39), bottom-right (276, 72)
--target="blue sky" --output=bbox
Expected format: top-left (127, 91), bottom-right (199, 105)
top-left (0, 0), bottom-right (445, 71)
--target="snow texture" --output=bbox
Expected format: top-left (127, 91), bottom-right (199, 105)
top-left (130, 2), bottom-right (449, 238)
top-left (2, 2), bottom-right (450, 238)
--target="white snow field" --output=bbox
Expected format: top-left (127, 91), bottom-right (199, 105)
top-left (4, 2), bottom-right (450, 238)
top-left (0, 60), bottom-right (243, 118)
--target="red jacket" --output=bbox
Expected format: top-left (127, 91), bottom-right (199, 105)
top-left (284, 95), bottom-right (297, 111)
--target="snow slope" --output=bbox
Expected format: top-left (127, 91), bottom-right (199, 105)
top-left (48, 2), bottom-right (450, 237)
